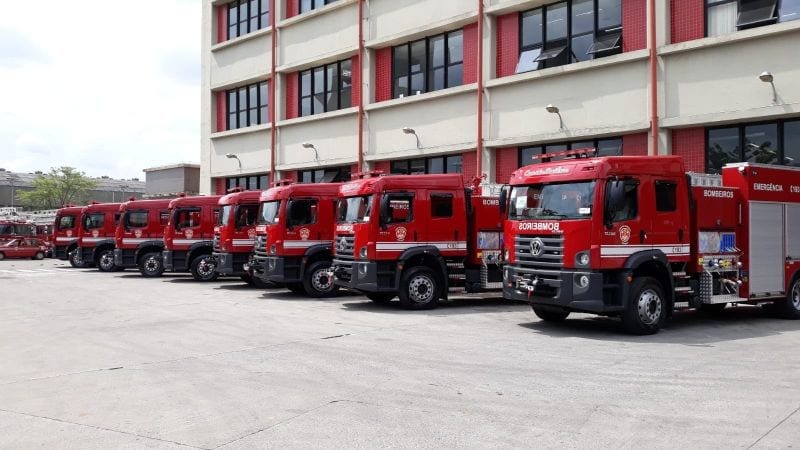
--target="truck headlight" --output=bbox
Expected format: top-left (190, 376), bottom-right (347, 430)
top-left (576, 274), bottom-right (590, 288)
top-left (575, 251), bottom-right (590, 267)
top-left (359, 246), bottom-right (368, 259)
top-left (504, 249), bottom-right (510, 261)
top-left (270, 244), bottom-right (277, 255)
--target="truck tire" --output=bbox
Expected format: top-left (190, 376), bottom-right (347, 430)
top-left (190, 254), bottom-right (218, 282)
top-left (139, 252), bottom-right (164, 277)
top-left (621, 277), bottom-right (666, 335)
top-left (68, 250), bottom-right (84, 268)
top-left (33, 252), bottom-right (44, 260)
top-left (241, 273), bottom-right (273, 289)
top-left (97, 249), bottom-right (117, 272)
top-left (366, 293), bottom-right (395, 304)
top-left (398, 266), bottom-right (440, 310)
top-left (777, 276), bottom-right (800, 320)
top-left (287, 282), bottom-right (306, 295)
top-left (532, 306), bottom-right (570, 322)
top-left (303, 261), bottom-right (339, 298)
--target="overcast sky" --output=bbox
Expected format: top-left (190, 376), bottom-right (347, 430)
top-left (0, 0), bottom-right (201, 180)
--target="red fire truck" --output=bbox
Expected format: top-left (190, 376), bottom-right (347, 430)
top-left (250, 181), bottom-right (341, 297)
top-left (76, 202), bottom-right (122, 271)
top-left (53, 205), bottom-right (84, 266)
top-left (331, 173), bottom-right (504, 309)
top-left (0, 219), bottom-right (35, 243)
top-left (501, 149), bottom-right (800, 334)
top-left (113, 198), bottom-right (172, 275)
top-left (161, 194), bottom-right (221, 280)
top-left (213, 189), bottom-right (263, 285)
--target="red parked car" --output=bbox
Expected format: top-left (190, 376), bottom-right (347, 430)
top-left (0, 238), bottom-right (50, 260)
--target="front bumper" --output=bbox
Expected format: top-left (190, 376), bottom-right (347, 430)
top-left (113, 248), bottom-right (137, 268)
top-left (332, 259), bottom-right (397, 293)
top-left (503, 265), bottom-right (609, 313)
top-left (252, 256), bottom-right (302, 284)
top-left (213, 251), bottom-right (249, 275)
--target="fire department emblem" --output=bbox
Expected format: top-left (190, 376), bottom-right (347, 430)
top-left (66, 230), bottom-right (73, 237)
top-left (395, 226), bottom-right (408, 241)
top-left (247, 228), bottom-right (257, 239)
top-left (619, 225), bottom-right (631, 244)
top-left (299, 228), bottom-right (310, 241)
top-left (92, 230), bottom-right (99, 238)
top-left (184, 229), bottom-right (194, 239)
top-left (529, 238), bottom-right (545, 257)
top-left (337, 237), bottom-right (348, 253)
top-left (135, 229), bottom-right (143, 238)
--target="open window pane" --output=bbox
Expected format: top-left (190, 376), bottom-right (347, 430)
top-left (516, 48), bottom-right (542, 73)
top-left (736, 0), bottom-right (778, 27)
top-left (587, 31), bottom-right (622, 54)
top-left (534, 45), bottom-right (567, 62)
top-left (571, 34), bottom-right (594, 62)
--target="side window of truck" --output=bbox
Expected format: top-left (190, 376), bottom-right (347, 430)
top-left (655, 181), bottom-right (677, 212)
top-left (159, 211), bottom-right (170, 226)
top-left (384, 193), bottom-right (413, 224)
top-left (610, 180), bottom-right (638, 222)
top-left (431, 194), bottom-right (453, 218)
top-left (287, 199), bottom-right (318, 226)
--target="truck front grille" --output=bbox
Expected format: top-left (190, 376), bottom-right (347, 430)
top-left (514, 234), bottom-right (564, 273)
top-left (254, 234), bottom-right (268, 257)
top-left (334, 236), bottom-right (355, 261)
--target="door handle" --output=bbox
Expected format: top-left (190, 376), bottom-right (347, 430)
top-left (640, 230), bottom-right (647, 243)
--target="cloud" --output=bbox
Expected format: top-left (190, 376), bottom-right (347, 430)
top-left (0, 1), bottom-right (201, 180)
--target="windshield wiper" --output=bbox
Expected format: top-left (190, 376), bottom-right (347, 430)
top-left (539, 209), bottom-right (567, 218)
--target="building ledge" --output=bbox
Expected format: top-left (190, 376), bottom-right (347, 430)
top-left (485, 0), bottom-right (547, 17)
top-left (661, 102), bottom-right (800, 129)
top-left (660, 20), bottom-right (800, 56)
top-left (366, 142), bottom-right (476, 162)
top-left (484, 122), bottom-right (650, 149)
top-left (211, 27), bottom-right (272, 53)
top-left (365, 84), bottom-right (477, 112)
top-left (364, 11), bottom-right (478, 50)
top-left (210, 73), bottom-right (271, 92)
top-left (485, 50), bottom-right (649, 90)
top-left (276, 46), bottom-right (358, 74)
top-left (278, 107), bottom-right (358, 128)
top-left (276, 157), bottom-right (356, 172)
top-left (278, 0), bottom-right (356, 29)
top-left (210, 123), bottom-right (271, 140)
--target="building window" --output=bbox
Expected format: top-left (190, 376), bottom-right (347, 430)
top-left (390, 155), bottom-right (463, 174)
top-left (706, 0), bottom-right (799, 37)
top-left (516, 0), bottom-right (622, 74)
top-left (299, 166), bottom-right (351, 183)
top-left (226, 81), bottom-right (268, 130)
top-left (299, 59), bottom-right (352, 117)
top-left (225, 174), bottom-right (269, 191)
top-left (299, 0), bottom-right (338, 14)
top-left (706, 119), bottom-right (800, 173)
top-left (392, 29), bottom-right (463, 99)
top-left (518, 137), bottom-right (622, 167)
top-left (228, 0), bottom-right (270, 40)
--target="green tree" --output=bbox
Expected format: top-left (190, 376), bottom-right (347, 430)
top-left (17, 167), bottom-right (97, 209)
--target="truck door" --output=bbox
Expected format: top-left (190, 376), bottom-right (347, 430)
top-left (378, 192), bottom-right (420, 256)
top-left (600, 178), bottom-right (648, 268)
top-left (285, 198), bottom-right (320, 246)
top-left (427, 190), bottom-right (465, 256)
top-left (649, 179), bottom-right (690, 260)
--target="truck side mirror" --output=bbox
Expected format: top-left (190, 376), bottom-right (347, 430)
top-left (499, 185), bottom-right (509, 215)
top-left (379, 195), bottom-right (390, 230)
top-left (604, 180), bottom-right (625, 228)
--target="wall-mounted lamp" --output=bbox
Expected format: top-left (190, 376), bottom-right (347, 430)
top-left (302, 142), bottom-right (319, 161)
top-left (759, 71), bottom-right (777, 104)
top-left (546, 104), bottom-right (564, 129)
top-left (402, 127), bottom-right (421, 149)
top-left (225, 153), bottom-right (242, 170)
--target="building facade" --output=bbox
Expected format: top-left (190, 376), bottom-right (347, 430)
top-left (0, 169), bottom-right (145, 209)
top-left (201, 0), bottom-right (800, 194)
top-left (143, 163), bottom-right (202, 198)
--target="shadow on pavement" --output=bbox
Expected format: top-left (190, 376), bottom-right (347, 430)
top-left (340, 296), bottom-right (527, 316)
top-left (519, 305), bottom-right (796, 344)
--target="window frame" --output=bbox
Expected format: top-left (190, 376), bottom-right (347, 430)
top-left (299, 59), bottom-right (352, 117)
top-left (227, 0), bottom-right (270, 40)
top-left (705, 119), bottom-right (800, 173)
top-left (389, 155), bottom-right (464, 175)
top-left (225, 173), bottom-right (270, 191)
top-left (703, 0), bottom-right (796, 37)
top-left (517, 137), bottom-right (623, 167)
top-left (391, 29), bottom-right (464, 99)
top-left (226, 81), bottom-right (269, 130)
top-left (299, 0), bottom-right (338, 14)
top-left (298, 166), bottom-right (351, 184)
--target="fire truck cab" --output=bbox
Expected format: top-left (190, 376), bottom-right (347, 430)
top-left (213, 189), bottom-right (262, 285)
top-left (0, 219), bottom-right (35, 243)
top-left (161, 194), bottom-right (221, 280)
top-left (53, 205), bottom-right (83, 266)
top-left (250, 181), bottom-right (341, 297)
top-left (331, 173), bottom-right (504, 309)
top-left (502, 150), bottom-right (800, 334)
top-left (114, 198), bottom-right (172, 276)
top-left (77, 202), bottom-right (121, 271)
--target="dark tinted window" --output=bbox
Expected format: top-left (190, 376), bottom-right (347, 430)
top-left (431, 194), bottom-right (454, 218)
top-left (655, 181), bottom-right (677, 212)
top-left (287, 199), bottom-right (318, 227)
top-left (126, 212), bottom-right (147, 229)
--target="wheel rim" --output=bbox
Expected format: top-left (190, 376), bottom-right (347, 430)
top-left (144, 256), bottom-right (160, 274)
top-left (197, 257), bottom-right (215, 279)
top-left (100, 252), bottom-right (114, 270)
top-left (311, 267), bottom-right (333, 293)
top-left (408, 274), bottom-right (435, 304)
top-left (637, 288), bottom-right (662, 325)
top-left (791, 280), bottom-right (800, 310)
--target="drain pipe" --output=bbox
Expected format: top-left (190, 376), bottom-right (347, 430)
top-left (357, 0), bottom-right (365, 173)
top-left (476, 0), bottom-right (485, 179)
top-left (648, 0), bottom-right (658, 156)
top-left (270, 0), bottom-right (277, 181)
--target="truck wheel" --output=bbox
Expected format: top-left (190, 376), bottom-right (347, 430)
top-left (366, 293), bottom-right (395, 304)
top-left (139, 252), bottom-right (164, 277)
top-left (287, 282), bottom-right (306, 295)
top-left (303, 261), bottom-right (339, 298)
top-left (246, 274), bottom-right (273, 289)
top-left (68, 250), bottom-right (82, 267)
top-left (777, 276), bottom-right (800, 320)
top-left (97, 249), bottom-right (116, 272)
top-left (532, 306), bottom-right (570, 322)
top-left (621, 277), bottom-right (666, 335)
top-left (190, 255), bottom-right (218, 282)
top-left (398, 266), bottom-right (440, 310)
top-left (33, 252), bottom-right (44, 260)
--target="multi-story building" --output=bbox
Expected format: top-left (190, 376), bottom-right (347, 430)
top-left (201, 0), bottom-right (800, 194)
top-left (0, 169), bottom-right (145, 209)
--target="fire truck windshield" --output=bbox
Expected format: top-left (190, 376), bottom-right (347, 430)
top-left (83, 213), bottom-right (105, 230)
top-left (219, 205), bottom-right (233, 226)
top-left (337, 196), bottom-right (372, 223)
top-left (509, 182), bottom-right (596, 220)
top-left (57, 215), bottom-right (76, 230)
top-left (259, 201), bottom-right (280, 225)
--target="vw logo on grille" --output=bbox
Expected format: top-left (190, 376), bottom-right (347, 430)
top-left (530, 238), bottom-right (545, 257)
top-left (337, 237), bottom-right (348, 252)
